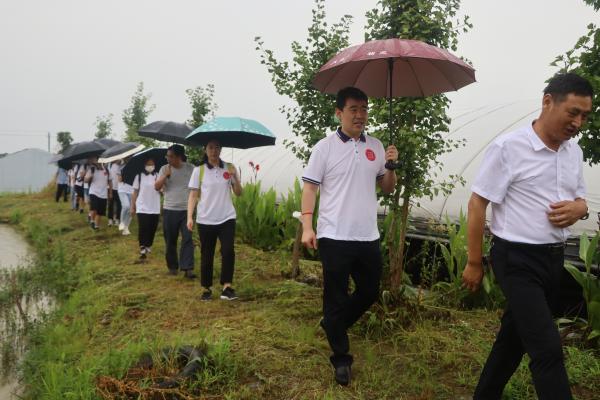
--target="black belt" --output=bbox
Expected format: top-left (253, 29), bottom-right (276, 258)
top-left (492, 235), bottom-right (565, 250)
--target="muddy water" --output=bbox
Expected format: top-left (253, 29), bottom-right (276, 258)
top-left (0, 225), bottom-right (34, 399)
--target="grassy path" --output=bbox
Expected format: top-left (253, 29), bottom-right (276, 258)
top-left (0, 190), bottom-right (598, 399)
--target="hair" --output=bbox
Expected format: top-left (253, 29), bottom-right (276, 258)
top-left (168, 144), bottom-right (187, 161)
top-left (543, 73), bottom-right (594, 102)
top-left (336, 87), bottom-right (368, 110)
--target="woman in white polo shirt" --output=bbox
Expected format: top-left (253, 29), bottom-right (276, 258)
top-left (187, 140), bottom-right (242, 301)
top-left (131, 158), bottom-right (161, 261)
top-left (116, 159), bottom-right (134, 236)
top-left (84, 156), bottom-right (111, 230)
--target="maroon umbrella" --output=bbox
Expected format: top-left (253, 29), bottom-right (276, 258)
top-left (313, 38), bottom-right (476, 168)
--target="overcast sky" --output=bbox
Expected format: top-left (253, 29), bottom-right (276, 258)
top-left (1, 0), bottom-right (598, 154)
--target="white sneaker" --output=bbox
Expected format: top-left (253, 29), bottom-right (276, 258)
top-left (108, 219), bottom-right (113, 226)
top-left (118, 222), bottom-right (125, 231)
top-left (114, 220), bottom-right (120, 227)
top-left (122, 228), bottom-right (131, 236)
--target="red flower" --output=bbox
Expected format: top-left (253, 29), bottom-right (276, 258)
top-left (255, 164), bottom-right (260, 171)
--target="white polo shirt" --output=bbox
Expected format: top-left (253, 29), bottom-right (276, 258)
top-left (472, 123), bottom-right (586, 244)
top-left (188, 162), bottom-right (236, 225)
top-left (87, 165), bottom-right (110, 199)
top-left (302, 129), bottom-right (386, 241)
top-left (116, 165), bottom-right (134, 194)
top-left (132, 173), bottom-right (161, 214)
top-left (74, 164), bottom-right (85, 187)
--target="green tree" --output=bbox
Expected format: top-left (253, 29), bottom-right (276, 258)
top-left (364, 0), bottom-right (472, 290)
top-left (255, 0), bottom-right (353, 164)
top-left (551, 1), bottom-right (600, 164)
top-left (185, 84), bottom-right (218, 164)
top-left (122, 82), bottom-right (156, 147)
top-left (94, 114), bottom-right (113, 139)
top-left (56, 131), bottom-right (73, 153)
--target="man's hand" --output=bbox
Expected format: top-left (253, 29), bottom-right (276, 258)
top-left (462, 261), bottom-right (484, 292)
top-left (547, 200), bottom-right (587, 228)
top-left (131, 205), bottom-right (136, 215)
top-left (385, 145), bottom-right (398, 163)
top-left (187, 218), bottom-right (194, 232)
top-left (302, 228), bottom-right (318, 249)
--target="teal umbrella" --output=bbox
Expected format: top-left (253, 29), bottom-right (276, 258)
top-left (186, 117), bottom-right (276, 149)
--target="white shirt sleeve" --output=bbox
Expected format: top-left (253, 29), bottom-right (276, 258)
top-left (188, 167), bottom-right (200, 190)
top-left (132, 175), bottom-right (140, 190)
top-left (576, 150), bottom-right (586, 198)
top-left (471, 142), bottom-right (513, 204)
top-left (302, 141), bottom-right (326, 185)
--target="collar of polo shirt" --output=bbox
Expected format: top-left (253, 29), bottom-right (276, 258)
top-left (336, 128), bottom-right (366, 143)
top-left (205, 159), bottom-right (225, 169)
top-left (527, 122), bottom-right (572, 152)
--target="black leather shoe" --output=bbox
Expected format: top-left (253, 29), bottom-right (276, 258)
top-left (184, 270), bottom-right (197, 279)
top-left (334, 365), bottom-right (351, 386)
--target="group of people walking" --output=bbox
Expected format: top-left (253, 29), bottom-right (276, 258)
top-left (53, 72), bottom-right (594, 397)
top-left (55, 141), bottom-right (242, 301)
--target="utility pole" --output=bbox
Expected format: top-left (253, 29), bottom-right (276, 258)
top-left (47, 132), bottom-right (50, 153)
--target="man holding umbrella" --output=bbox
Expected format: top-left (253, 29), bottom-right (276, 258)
top-left (154, 144), bottom-right (196, 278)
top-left (301, 87), bottom-right (398, 386)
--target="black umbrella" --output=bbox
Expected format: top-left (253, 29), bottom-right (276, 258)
top-left (121, 148), bottom-right (168, 185)
top-left (94, 138), bottom-right (121, 148)
top-left (59, 141), bottom-right (107, 163)
top-left (98, 142), bottom-right (145, 163)
top-left (138, 121), bottom-right (193, 145)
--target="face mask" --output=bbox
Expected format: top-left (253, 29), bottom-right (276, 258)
top-left (145, 165), bottom-right (155, 173)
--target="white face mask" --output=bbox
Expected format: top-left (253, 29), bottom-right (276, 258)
top-left (145, 165), bottom-right (155, 173)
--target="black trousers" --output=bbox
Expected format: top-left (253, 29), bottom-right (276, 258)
top-left (163, 209), bottom-right (195, 271)
top-left (474, 236), bottom-right (572, 400)
top-left (318, 238), bottom-right (382, 368)
top-left (107, 193), bottom-right (121, 221)
top-left (55, 184), bottom-right (68, 202)
top-left (198, 219), bottom-right (235, 288)
top-left (137, 213), bottom-right (159, 249)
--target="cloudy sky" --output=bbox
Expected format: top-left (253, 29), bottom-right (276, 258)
top-left (1, 0), bottom-right (598, 154)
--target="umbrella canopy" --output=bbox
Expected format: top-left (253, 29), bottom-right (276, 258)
top-left (98, 142), bottom-right (145, 164)
top-left (120, 147), bottom-right (168, 185)
top-left (138, 121), bottom-right (193, 145)
top-left (94, 138), bottom-right (121, 148)
top-left (186, 117), bottom-right (276, 149)
top-left (59, 141), bottom-right (107, 163)
top-left (313, 38), bottom-right (476, 97)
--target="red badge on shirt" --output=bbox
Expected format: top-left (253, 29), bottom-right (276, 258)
top-left (223, 171), bottom-right (231, 180)
top-left (365, 149), bottom-right (376, 161)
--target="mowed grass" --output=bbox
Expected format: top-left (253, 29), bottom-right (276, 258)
top-left (0, 189), bottom-right (598, 399)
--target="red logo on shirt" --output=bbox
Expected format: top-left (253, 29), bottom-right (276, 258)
top-left (223, 172), bottom-right (231, 180)
top-left (365, 149), bottom-right (376, 161)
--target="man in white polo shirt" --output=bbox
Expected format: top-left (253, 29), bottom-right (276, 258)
top-left (301, 86), bottom-right (398, 386)
top-left (462, 73), bottom-right (593, 400)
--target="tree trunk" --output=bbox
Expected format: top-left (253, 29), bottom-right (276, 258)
top-left (390, 191), bottom-right (410, 291)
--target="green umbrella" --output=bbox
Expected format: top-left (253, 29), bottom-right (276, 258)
top-left (186, 117), bottom-right (276, 149)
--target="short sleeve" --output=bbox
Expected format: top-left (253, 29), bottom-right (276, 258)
top-left (471, 142), bottom-right (513, 204)
top-left (302, 140), bottom-right (327, 186)
top-left (188, 167), bottom-right (200, 190)
top-left (132, 175), bottom-right (140, 190)
top-left (159, 164), bottom-right (168, 177)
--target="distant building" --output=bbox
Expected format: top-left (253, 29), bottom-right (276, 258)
top-left (0, 148), bottom-right (55, 193)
